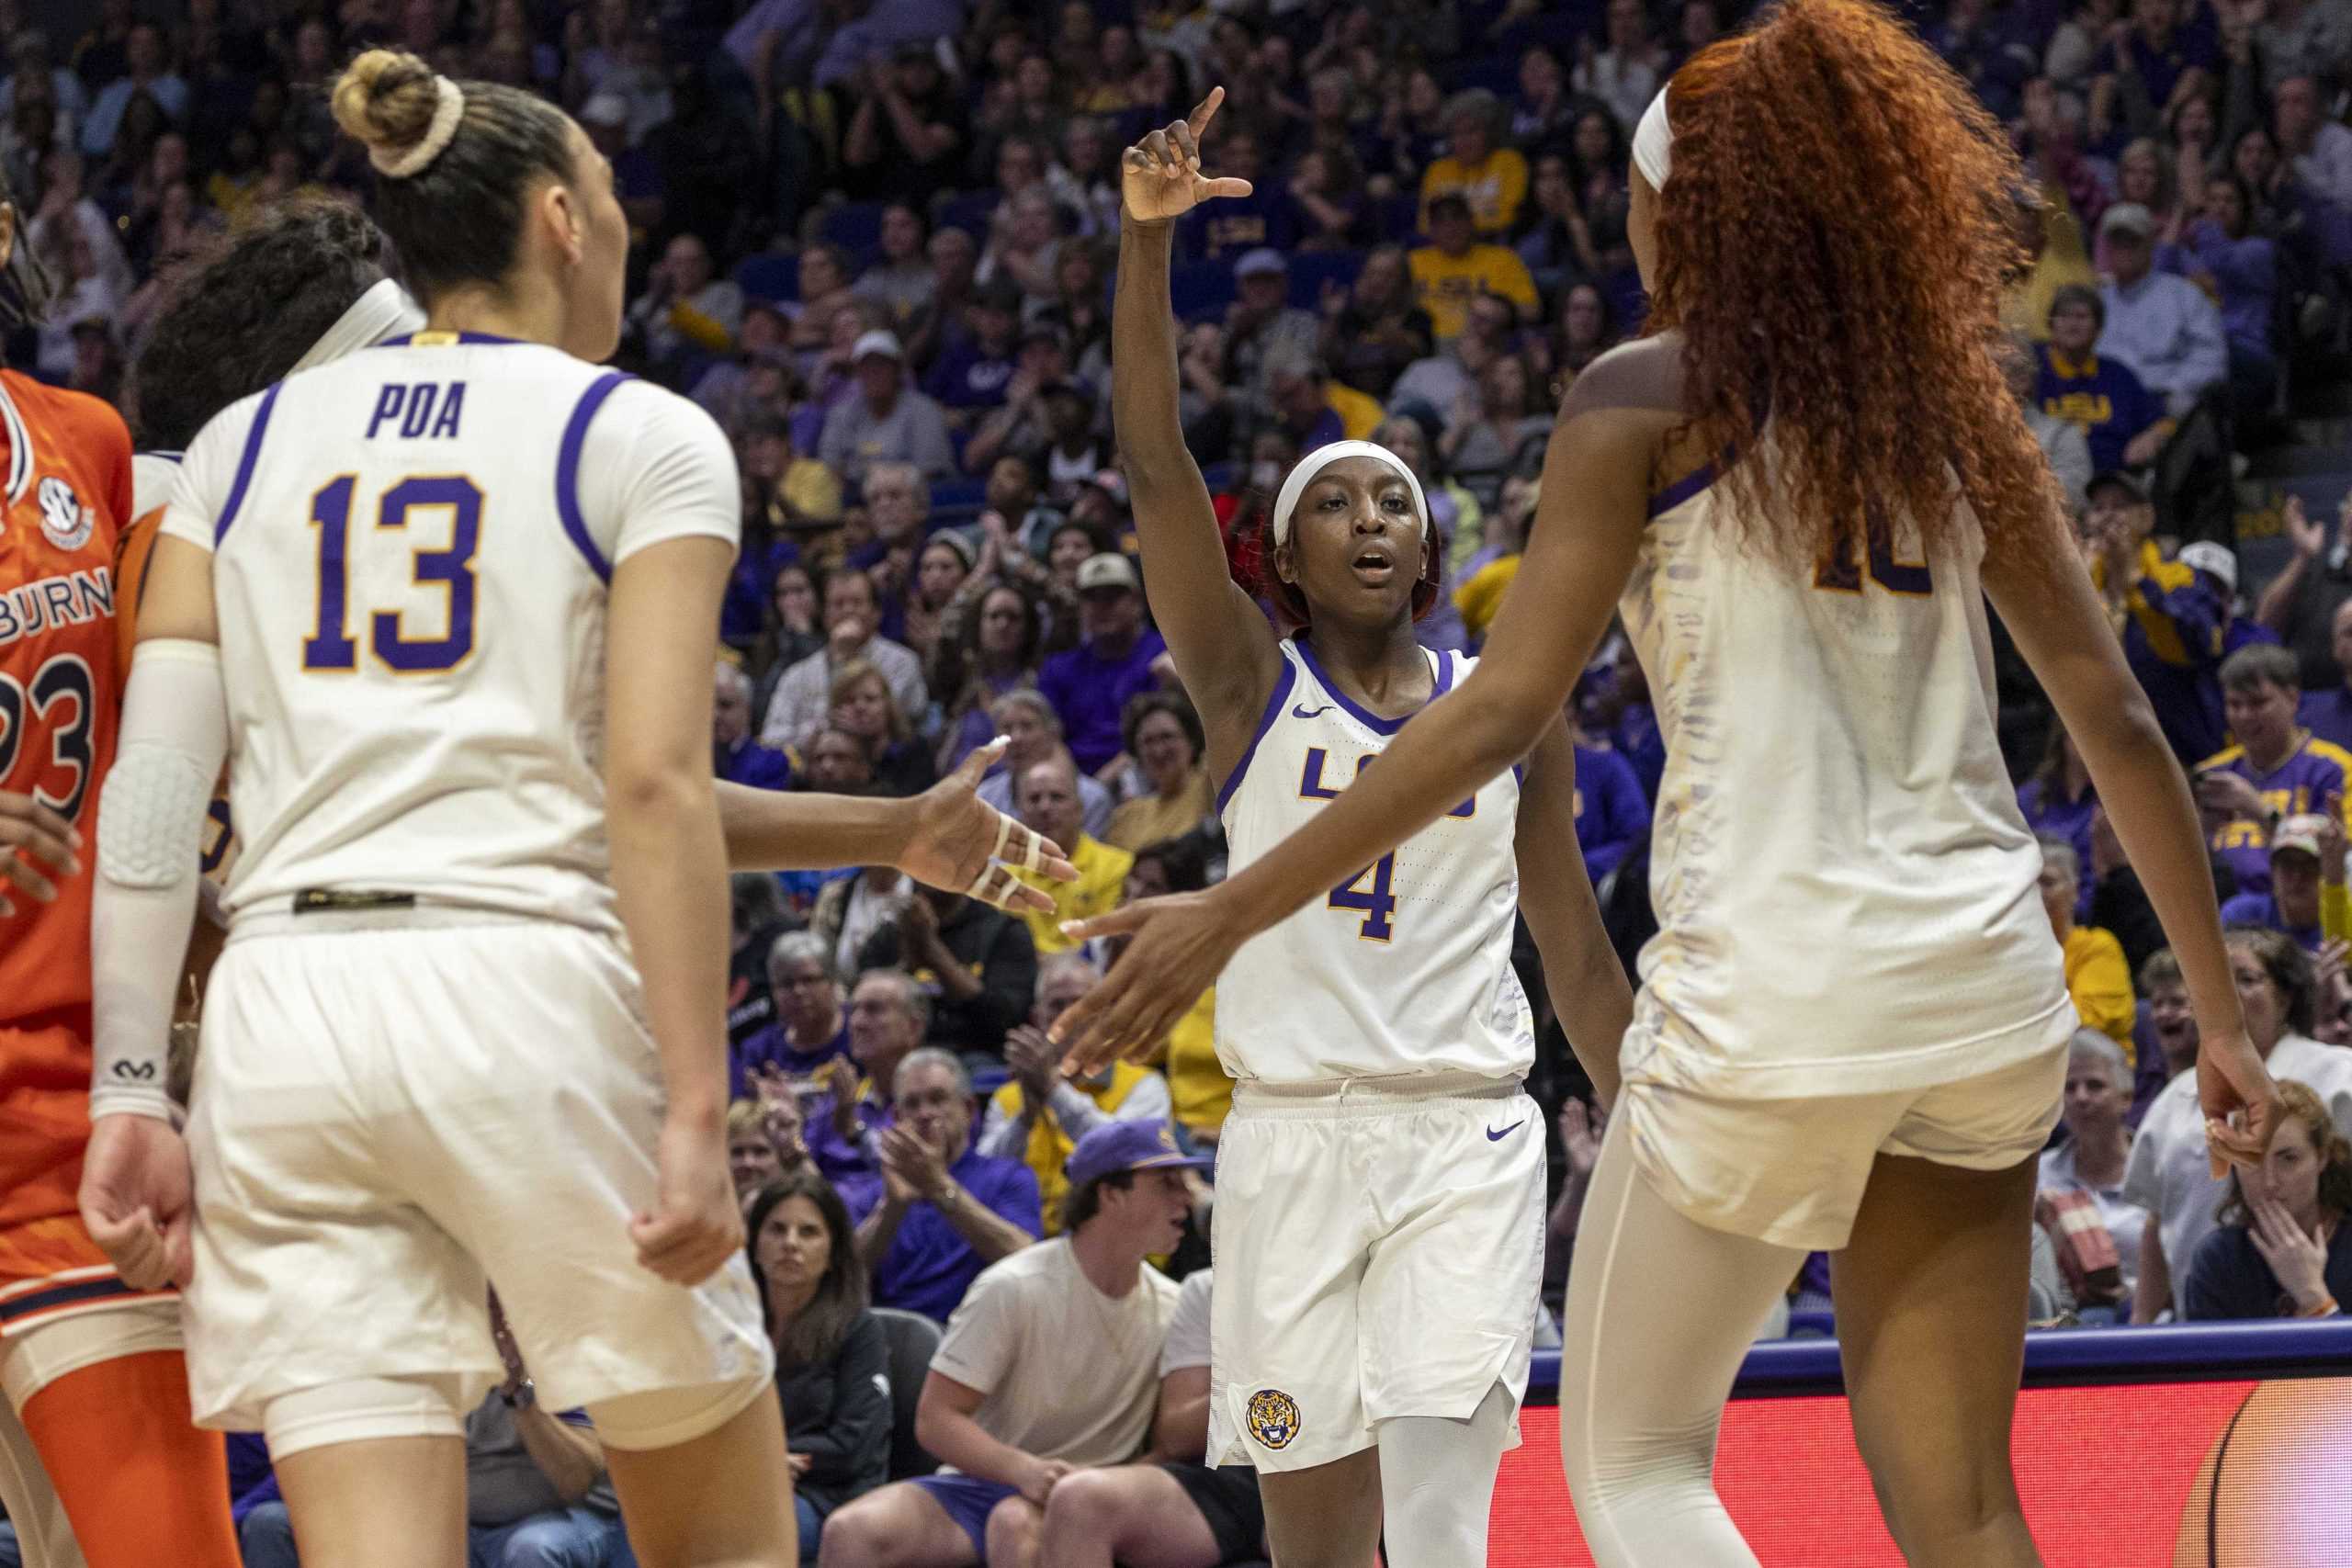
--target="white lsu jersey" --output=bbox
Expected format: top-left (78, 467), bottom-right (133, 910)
top-left (1617, 452), bottom-right (2072, 1100)
top-left (1215, 635), bottom-right (1533, 1083)
top-left (157, 332), bottom-right (741, 931)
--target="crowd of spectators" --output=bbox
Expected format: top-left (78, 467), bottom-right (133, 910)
top-left (10, 0), bottom-right (2352, 1562)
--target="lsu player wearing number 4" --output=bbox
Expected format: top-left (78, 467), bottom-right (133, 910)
top-left (1087, 89), bottom-right (1635, 1568)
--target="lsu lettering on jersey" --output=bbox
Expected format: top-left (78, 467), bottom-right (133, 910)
top-left (0, 370), bottom-right (144, 1310)
top-left (1618, 453), bottom-right (2072, 1100)
top-left (1215, 634), bottom-right (1532, 1083)
top-left (157, 332), bottom-right (740, 929)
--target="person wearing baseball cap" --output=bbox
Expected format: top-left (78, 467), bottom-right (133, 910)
top-left (817, 324), bottom-right (956, 487)
top-left (1037, 550), bottom-right (1164, 775)
top-left (2095, 196), bottom-right (2228, 421)
top-left (2219, 813), bottom-right (2337, 953)
top-left (818, 1118), bottom-right (1194, 1566)
top-left (2081, 467), bottom-right (2231, 763)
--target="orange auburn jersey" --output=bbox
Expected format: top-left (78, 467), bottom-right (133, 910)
top-left (0, 371), bottom-right (134, 1280)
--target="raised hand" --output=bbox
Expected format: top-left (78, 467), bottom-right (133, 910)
top-left (1052, 891), bottom-right (1240, 1074)
top-left (898, 737), bottom-right (1078, 914)
top-left (2285, 494), bottom-right (2324, 559)
top-left (2247, 1189), bottom-right (2333, 1313)
top-left (1122, 87), bottom-right (1255, 226)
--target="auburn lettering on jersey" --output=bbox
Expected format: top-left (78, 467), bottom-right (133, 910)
top-left (0, 370), bottom-right (137, 1294)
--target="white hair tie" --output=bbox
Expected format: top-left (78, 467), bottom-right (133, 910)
top-left (1270, 440), bottom-right (1430, 547)
top-left (1633, 86), bottom-right (1674, 191)
top-left (372, 75), bottom-right (465, 179)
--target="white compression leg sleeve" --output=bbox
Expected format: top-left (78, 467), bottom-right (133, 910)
top-left (1374, 1381), bottom-right (1515, 1567)
top-left (91, 639), bottom-right (228, 1122)
top-left (1559, 1110), bottom-right (1807, 1568)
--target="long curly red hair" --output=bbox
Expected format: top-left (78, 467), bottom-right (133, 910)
top-left (1647, 0), bottom-right (2060, 571)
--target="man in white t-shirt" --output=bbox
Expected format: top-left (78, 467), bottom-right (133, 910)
top-left (2125, 935), bottom-right (2352, 1320)
top-left (817, 1122), bottom-right (1201, 1568)
top-left (1032, 1268), bottom-right (1270, 1568)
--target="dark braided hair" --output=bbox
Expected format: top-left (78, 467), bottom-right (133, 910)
top-left (126, 196), bottom-right (396, 450)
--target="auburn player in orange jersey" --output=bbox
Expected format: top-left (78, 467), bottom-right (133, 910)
top-left (0, 182), bottom-right (243, 1566)
top-left (1, 197), bottom-right (420, 1568)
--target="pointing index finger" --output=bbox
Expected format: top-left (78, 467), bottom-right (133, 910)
top-left (1187, 85), bottom-right (1225, 140)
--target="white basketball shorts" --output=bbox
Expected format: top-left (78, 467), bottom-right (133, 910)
top-left (1207, 1072), bottom-right (1543, 1472)
top-left (181, 910), bottom-right (772, 1434)
top-left (1621, 1041), bottom-right (2071, 1253)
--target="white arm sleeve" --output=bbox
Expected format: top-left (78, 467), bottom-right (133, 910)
top-left (576, 380), bottom-right (742, 569)
top-left (90, 639), bottom-right (229, 1122)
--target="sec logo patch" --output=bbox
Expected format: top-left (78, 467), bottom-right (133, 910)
top-left (37, 476), bottom-right (93, 552)
top-left (1246, 1388), bottom-right (1301, 1450)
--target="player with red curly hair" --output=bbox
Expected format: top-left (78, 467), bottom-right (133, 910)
top-left (1063, 2), bottom-right (2283, 1563)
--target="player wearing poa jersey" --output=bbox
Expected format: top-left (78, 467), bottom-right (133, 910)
top-left (79, 52), bottom-right (1068, 1568)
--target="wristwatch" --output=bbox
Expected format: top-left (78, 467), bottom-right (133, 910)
top-left (502, 1377), bottom-right (537, 1411)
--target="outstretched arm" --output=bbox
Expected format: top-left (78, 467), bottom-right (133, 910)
top-left (1115, 88), bottom-right (1284, 768)
top-left (714, 738), bottom-right (1075, 914)
top-left (1982, 511), bottom-right (2275, 1169)
top-left (1055, 358), bottom-right (1674, 1068)
top-left (1515, 718), bottom-right (1636, 1107)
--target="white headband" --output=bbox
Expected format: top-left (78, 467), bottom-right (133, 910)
top-left (371, 75), bottom-right (465, 179)
top-left (1270, 440), bottom-right (1430, 547)
top-left (1633, 87), bottom-right (1674, 191)
top-left (290, 277), bottom-right (426, 373)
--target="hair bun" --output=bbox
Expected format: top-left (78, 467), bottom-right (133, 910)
top-left (332, 49), bottom-right (464, 179)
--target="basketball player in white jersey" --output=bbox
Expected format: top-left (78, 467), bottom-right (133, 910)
top-left (1067, 9), bottom-right (2282, 1566)
top-left (74, 51), bottom-right (1067, 1568)
top-left (1101, 89), bottom-right (1631, 1568)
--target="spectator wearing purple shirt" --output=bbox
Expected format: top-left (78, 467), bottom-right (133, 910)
top-left (2089, 0), bottom-right (2217, 152)
top-left (847, 1048), bottom-right (1043, 1324)
top-left (922, 278), bottom-right (1023, 423)
top-left (1037, 554), bottom-right (1169, 775)
top-left (1572, 742), bottom-right (1650, 887)
top-left (716, 660), bottom-right (796, 791)
top-left (731, 931), bottom-right (854, 1100)
top-left (2018, 721), bottom-right (2098, 921)
top-left (2218, 814), bottom-right (2335, 957)
top-left (2187, 175), bottom-right (2281, 412)
top-left (2297, 599), bottom-right (2352, 752)
top-left (2197, 644), bottom-right (2352, 899)
top-left (807, 968), bottom-right (932, 1182)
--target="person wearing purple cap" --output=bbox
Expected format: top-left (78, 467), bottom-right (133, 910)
top-left (818, 1122), bottom-right (1197, 1568)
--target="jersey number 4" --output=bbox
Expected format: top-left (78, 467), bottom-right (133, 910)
top-left (303, 474), bottom-right (483, 672)
top-left (1329, 854), bottom-right (1396, 942)
top-left (0, 655), bottom-right (96, 822)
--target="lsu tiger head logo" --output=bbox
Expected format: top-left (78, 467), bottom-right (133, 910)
top-left (1246, 1388), bottom-right (1301, 1451)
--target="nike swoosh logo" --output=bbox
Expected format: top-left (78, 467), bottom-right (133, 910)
top-left (1293, 704), bottom-right (1334, 719)
top-left (1486, 1122), bottom-right (1523, 1142)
